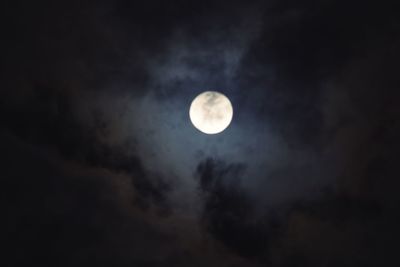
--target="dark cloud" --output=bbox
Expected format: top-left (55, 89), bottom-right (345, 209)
top-left (272, 193), bottom-right (398, 267)
top-left (1, 133), bottom-right (174, 267)
top-left (196, 158), bottom-right (270, 260)
top-left (195, 156), bottom-right (399, 266)
top-left (0, 83), bottom-right (171, 212)
top-left (236, 0), bottom-right (400, 147)
top-left (1, 0), bottom-right (400, 266)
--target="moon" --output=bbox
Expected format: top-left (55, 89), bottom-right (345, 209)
top-left (189, 91), bottom-right (233, 134)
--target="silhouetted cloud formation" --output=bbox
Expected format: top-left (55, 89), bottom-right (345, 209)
top-left (197, 158), bottom-right (269, 259)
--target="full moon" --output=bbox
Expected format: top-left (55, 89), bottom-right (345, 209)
top-left (189, 91), bottom-right (233, 134)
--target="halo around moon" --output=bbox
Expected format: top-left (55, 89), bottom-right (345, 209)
top-left (189, 91), bottom-right (233, 134)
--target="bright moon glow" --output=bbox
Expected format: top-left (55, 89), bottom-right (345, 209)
top-left (189, 91), bottom-right (233, 134)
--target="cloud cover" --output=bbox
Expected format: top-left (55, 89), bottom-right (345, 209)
top-left (1, 0), bottom-right (400, 266)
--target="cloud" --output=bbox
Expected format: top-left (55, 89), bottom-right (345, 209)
top-left (196, 158), bottom-right (270, 260)
top-left (0, 132), bottom-right (264, 267)
top-left (0, 131), bottom-right (176, 266)
top-left (0, 83), bottom-right (171, 212)
top-left (1, 0), bottom-right (400, 266)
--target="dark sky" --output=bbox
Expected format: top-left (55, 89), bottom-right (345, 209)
top-left (1, 0), bottom-right (400, 266)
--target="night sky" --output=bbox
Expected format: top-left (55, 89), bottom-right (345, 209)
top-left (2, 0), bottom-right (400, 266)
